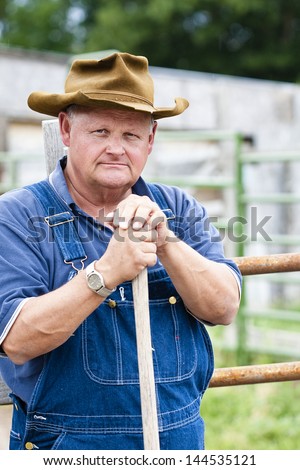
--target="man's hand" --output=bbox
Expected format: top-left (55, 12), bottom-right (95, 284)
top-left (107, 193), bottom-right (172, 246)
top-left (95, 194), bottom-right (173, 287)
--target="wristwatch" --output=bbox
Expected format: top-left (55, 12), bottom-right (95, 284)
top-left (86, 261), bottom-right (116, 298)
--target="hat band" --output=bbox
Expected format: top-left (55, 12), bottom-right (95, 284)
top-left (83, 90), bottom-right (154, 106)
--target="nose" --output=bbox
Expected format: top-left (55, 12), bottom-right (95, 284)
top-left (106, 136), bottom-right (125, 155)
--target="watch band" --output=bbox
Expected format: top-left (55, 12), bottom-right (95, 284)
top-left (86, 260), bottom-right (116, 298)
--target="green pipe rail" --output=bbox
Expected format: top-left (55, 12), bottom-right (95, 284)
top-left (0, 152), bottom-right (39, 193)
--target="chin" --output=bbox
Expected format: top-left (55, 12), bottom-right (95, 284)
top-left (98, 177), bottom-right (133, 189)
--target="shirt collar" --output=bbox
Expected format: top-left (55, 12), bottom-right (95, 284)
top-left (49, 156), bottom-right (75, 208)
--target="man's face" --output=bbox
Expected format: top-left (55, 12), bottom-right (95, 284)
top-left (59, 107), bottom-right (157, 193)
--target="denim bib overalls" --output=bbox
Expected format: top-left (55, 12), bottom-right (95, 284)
top-left (9, 181), bottom-right (214, 450)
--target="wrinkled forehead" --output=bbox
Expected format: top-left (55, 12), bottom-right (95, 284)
top-left (65, 105), bottom-right (154, 129)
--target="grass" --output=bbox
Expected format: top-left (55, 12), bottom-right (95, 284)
top-left (201, 341), bottom-right (300, 449)
top-left (202, 380), bottom-right (300, 449)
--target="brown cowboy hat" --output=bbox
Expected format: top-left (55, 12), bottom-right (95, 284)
top-left (27, 52), bottom-right (189, 119)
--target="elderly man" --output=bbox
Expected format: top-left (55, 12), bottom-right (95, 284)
top-left (0, 52), bottom-right (241, 450)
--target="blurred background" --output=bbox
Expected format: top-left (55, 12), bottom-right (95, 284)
top-left (1, 0), bottom-right (300, 450)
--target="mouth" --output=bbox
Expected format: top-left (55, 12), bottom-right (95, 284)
top-left (100, 162), bottom-right (128, 167)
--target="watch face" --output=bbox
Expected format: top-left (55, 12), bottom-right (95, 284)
top-left (88, 273), bottom-right (103, 291)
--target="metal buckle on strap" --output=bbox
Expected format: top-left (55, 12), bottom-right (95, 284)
top-left (162, 209), bottom-right (176, 220)
top-left (64, 256), bottom-right (87, 273)
top-left (44, 212), bottom-right (75, 227)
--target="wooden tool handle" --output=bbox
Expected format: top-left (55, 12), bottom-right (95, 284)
top-left (132, 269), bottom-right (160, 450)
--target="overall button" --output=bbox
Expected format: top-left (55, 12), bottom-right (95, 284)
top-left (169, 296), bottom-right (177, 304)
top-left (25, 442), bottom-right (34, 450)
top-left (108, 299), bottom-right (117, 308)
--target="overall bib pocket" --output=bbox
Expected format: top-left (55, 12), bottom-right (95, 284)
top-left (82, 294), bottom-right (198, 385)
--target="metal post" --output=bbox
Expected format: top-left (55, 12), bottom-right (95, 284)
top-left (234, 252), bottom-right (300, 275)
top-left (210, 361), bottom-right (300, 387)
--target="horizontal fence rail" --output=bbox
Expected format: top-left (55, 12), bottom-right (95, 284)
top-left (234, 252), bottom-right (300, 276)
top-left (210, 361), bottom-right (300, 387)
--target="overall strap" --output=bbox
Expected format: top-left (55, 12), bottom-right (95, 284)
top-left (147, 183), bottom-right (176, 232)
top-left (25, 180), bottom-right (87, 270)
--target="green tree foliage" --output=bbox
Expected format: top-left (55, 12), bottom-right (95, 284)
top-left (0, 0), bottom-right (86, 52)
top-left (1, 0), bottom-right (300, 82)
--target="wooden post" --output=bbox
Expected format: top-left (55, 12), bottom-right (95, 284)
top-left (42, 119), bottom-right (160, 450)
top-left (42, 119), bottom-right (66, 174)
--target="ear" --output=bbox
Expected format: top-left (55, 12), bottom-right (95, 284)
top-left (58, 112), bottom-right (71, 147)
top-left (148, 121), bottom-right (158, 154)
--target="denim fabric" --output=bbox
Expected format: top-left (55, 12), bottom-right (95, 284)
top-left (8, 178), bottom-right (214, 450)
top-left (10, 271), bottom-right (213, 449)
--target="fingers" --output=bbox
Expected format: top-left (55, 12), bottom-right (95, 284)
top-left (103, 195), bottom-right (169, 282)
top-left (147, 209), bottom-right (166, 231)
top-left (113, 227), bottom-right (158, 244)
top-left (107, 195), bottom-right (164, 230)
top-left (138, 240), bottom-right (158, 267)
top-left (105, 228), bottom-right (158, 281)
top-left (98, 234), bottom-right (157, 286)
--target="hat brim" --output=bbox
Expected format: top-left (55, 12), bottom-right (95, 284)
top-left (27, 91), bottom-right (189, 120)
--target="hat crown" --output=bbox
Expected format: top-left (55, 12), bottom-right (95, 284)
top-left (65, 53), bottom-right (154, 105)
top-left (27, 51), bottom-right (189, 118)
